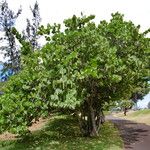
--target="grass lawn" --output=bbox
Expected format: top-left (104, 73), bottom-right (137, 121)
top-left (0, 115), bottom-right (123, 150)
top-left (128, 109), bottom-right (150, 116)
top-left (114, 109), bottom-right (150, 125)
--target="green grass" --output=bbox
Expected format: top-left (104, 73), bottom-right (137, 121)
top-left (104, 111), bottom-right (111, 115)
top-left (0, 115), bottom-right (123, 150)
top-left (129, 109), bottom-right (150, 117)
top-left (114, 109), bottom-right (150, 125)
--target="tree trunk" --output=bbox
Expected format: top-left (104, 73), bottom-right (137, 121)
top-left (89, 105), bottom-right (99, 137)
top-left (124, 107), bottom-right (127, 116)
top-left (96, 109), bottom-right (105, 131)
top-left (77, 100), bottom-right (105, 137)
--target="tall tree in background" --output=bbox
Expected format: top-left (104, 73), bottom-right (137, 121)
top-left (23, 1), bottom-right (41, 51)
top-left (0, 0), bottom-right (22, 74)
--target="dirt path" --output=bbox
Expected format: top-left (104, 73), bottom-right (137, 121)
top-left (107, 115), bottom-right (150, 150)
top-left (0, 118), bottom-right (48, 141)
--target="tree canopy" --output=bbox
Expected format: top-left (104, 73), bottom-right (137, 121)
top-left (0, 13), bottom-right (149, 136)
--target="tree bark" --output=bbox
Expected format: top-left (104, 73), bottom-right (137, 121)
top-left (89, 105), bottom-right (99, 137)
top-left (77, 99), bottom-right (106, 137)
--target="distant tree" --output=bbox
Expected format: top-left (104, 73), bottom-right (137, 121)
top-left (23, 1), bottom-right (41, 51)
top-left (0, 0), bottom-right (22, 74)
top-left (120, 100), bottom-right (134, 116)
top-left (131, 84), bottom-right (149, 102)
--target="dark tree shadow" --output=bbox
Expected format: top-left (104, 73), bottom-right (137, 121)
top-left (108, 117), bottom-right (150, 149)
top-left (0, 116), bottom-right (80, 150)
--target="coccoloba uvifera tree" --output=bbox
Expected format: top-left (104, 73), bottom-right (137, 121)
top-left (0, 13), bottom-right (149, 137)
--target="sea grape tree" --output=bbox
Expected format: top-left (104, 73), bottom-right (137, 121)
top-left (0, 13), bottom-right (149, 137)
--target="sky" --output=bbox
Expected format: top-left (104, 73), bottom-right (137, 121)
top-left (137, 94), bottom-right (150, 108)
top-left (0, 0), bottom-right (150, 107)
top-left (0, 0), bottom-right (149, 60)
top-left (5, 0), bottom-right (150, 32)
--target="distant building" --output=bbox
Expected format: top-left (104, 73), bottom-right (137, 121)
top-left (137, 93), bottom-right (150, 109)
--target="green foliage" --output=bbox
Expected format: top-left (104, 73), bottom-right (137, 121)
top-left (0, 13), bottom-right (149, 135)
top-left (120, 100), bottom-right (134, 109)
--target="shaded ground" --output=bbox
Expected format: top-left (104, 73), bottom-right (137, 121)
top-left (0, 115), bottom-right (123, 150)
top-left (107, 115), bottom-right (150, 150)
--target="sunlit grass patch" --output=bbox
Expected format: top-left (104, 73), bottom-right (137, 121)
top-left (114, 109), bottom-right (150, 125)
